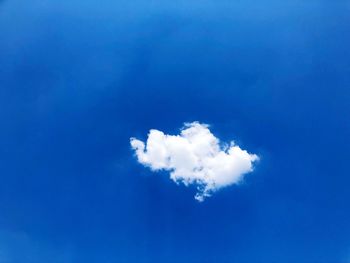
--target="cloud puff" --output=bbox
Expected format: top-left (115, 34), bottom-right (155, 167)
top-left (130, 122), bottom-right (259, 201)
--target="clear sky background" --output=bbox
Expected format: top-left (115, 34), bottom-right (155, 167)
top-left (0, 0), bottom-right (350, 262)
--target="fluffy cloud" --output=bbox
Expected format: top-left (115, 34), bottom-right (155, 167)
top-left (130, 122), bottom-right (259, 201)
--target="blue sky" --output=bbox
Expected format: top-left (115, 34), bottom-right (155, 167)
top-left (0, 0), bottom-right (350, 262)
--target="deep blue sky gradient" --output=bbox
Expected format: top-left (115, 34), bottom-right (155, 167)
top-left (0, 0), bottom-right (350, 262)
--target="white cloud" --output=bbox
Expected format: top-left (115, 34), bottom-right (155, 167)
top-left (130, 122), bottom-right (259, 201)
